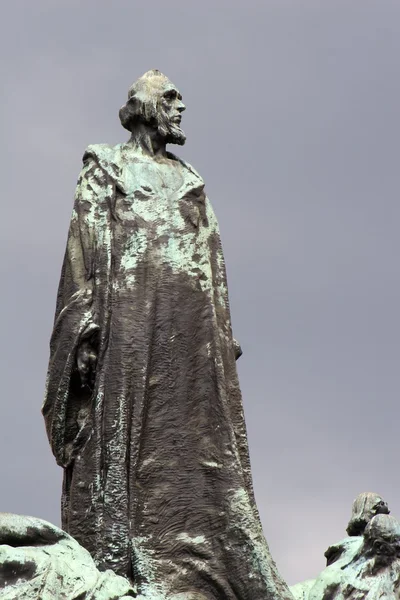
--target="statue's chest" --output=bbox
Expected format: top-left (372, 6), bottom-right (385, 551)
top-left (115, 161), bottom-right (201, 235)
top-left (117, 162), bottom-right (184, 217)
top-left (107, 152), bottom-right (210, 282)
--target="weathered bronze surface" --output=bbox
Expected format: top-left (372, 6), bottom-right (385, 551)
top-left (2, 70), bottom-right (394, 600)
top-left (0, 513), bottom-right (135, 599)
top-left (42, 70), bottom-right (293, 600)
top-left (291, 492), bottom-right (400, 600)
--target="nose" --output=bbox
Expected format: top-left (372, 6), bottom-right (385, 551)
top-left (177, 101), bottom-right (186, 113)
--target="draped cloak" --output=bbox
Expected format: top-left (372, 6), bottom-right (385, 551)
top-left (42, 143), bottom-right (292, 600)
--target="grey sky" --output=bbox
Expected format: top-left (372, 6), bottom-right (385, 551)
top-left (1, 0), bottom-right (400, 587)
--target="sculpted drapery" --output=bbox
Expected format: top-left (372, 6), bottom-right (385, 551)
top-left (43, 70), bottom-right (293, 600)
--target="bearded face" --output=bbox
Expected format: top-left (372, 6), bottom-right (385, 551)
top-left (120, 71), bottom-right (186, 146)
top-left (156, 82), bottom-right (186, 145)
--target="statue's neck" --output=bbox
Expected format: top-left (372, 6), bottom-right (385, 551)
top-left (128, 125), bottom-right (167, 158)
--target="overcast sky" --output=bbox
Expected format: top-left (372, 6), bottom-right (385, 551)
top-left (1, 0), bottom-right (400, 588)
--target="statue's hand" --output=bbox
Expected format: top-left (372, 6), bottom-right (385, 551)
top-left (233, 338), bottom-right (242, 361)
top-left (77, 340), bottom-right (98, 389)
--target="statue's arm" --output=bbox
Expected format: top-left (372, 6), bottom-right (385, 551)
top-left (43, 158), bottom-right (110, 465)
top-left (54, 162), bottom-right (99, 315)
top-left (233, 338), bottom-right (243, 360)
top-left (68, 160), bottom-right (112, 386)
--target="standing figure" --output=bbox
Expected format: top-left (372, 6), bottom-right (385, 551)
top-left (43, 70), bottom-right (292, 600)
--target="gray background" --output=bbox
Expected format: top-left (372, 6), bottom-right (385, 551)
top-left (1, 0), bottom-right (400, 587)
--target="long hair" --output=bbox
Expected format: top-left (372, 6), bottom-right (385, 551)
top-left (119, 69), bottom-right (167, 132)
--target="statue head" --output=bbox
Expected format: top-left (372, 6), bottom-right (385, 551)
top-left (362, 514), bottom-right (400, 570)
top-left (346, 492), bottom-right (390, 536)
top-left (119, 69), bottom-right (186, 146)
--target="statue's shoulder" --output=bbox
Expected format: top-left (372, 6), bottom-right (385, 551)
top-left (80, 146), bottom-right (207, 198)
top-left (167, 153), bottom-right (219, 226)
top-left (83, 143), bottom-right (123, 168)
top-left (74, 145), bottom-right (123, 206)
top-left (81, 143), bottom-right (128, 192)
top-left (167, 152), bottom-right (204, 185)
top-left (324, 536), bottom-right (362, 566)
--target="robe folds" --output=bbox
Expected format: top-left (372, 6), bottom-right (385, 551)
top-left (43, 143), bottom-right (292, 600)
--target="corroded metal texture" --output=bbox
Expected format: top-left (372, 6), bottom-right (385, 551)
top-left (43, 71), bottom-right (293, 600)
top-left (346, 491), bottom-right (389, 536)
top-left (0, 513), bottom-right (135, 599)
top-left (291, 493), bottom-right (399, 600)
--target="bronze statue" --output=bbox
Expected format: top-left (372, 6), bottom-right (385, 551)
top-left (346, 491), bottom-right (390, 536)
top-left (42, 70), bottom-right (292, 600)
top-left (291, 492), bottom-right (398, 600)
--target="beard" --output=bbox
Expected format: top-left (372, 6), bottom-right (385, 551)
top-left (156, 111), bottom-right (186, 146)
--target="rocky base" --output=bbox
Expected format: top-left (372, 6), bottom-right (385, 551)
top-left (0, 513), bottom-right (135, 599)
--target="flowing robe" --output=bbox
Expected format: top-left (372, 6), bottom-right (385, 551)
top-left (43, 143), bottom-right (292, 600)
